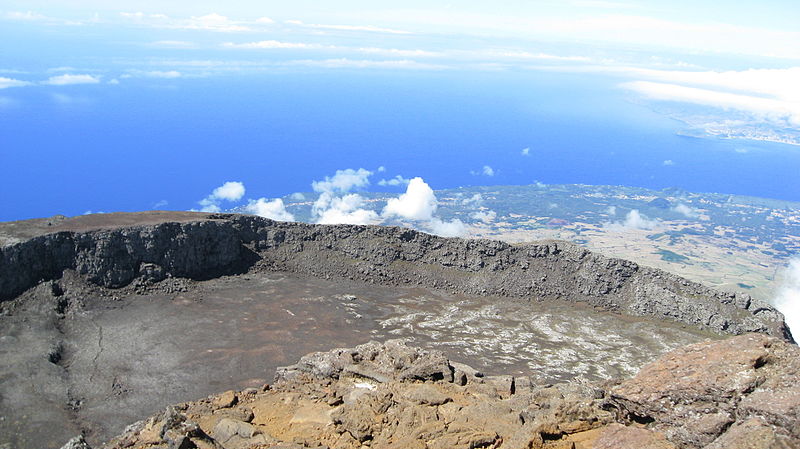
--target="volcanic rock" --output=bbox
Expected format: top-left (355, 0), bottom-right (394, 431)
top-left (67, 334), bottom-right (800, 449)
top-left (0, 212), bottom-right (791, 340)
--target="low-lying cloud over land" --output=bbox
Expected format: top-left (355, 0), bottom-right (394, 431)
top-left (311, 168), bottom-right (379, 225)
top-left (606, 209), bottom-right (659, 230)
top-left (244, 198), bottom-right (294, 221)
top-left (382, 177), bottom-right (438, 221)
top-left (774, 258), bottom-right (800, 337)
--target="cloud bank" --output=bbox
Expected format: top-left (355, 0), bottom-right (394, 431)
top-left (305, 169), bottom-right (466, 236)
top-left (621, 67), bottom-right (800, 129)
top-left (244, 198), bottom-right (295, 222)
top-left (774, 258), bottom-right (800, 337)
top-left (310, 168), bottom-right (379, 225)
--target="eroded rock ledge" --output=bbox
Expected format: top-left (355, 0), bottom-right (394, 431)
top-left (0, 212), bottom-right (792, 340)
top-left (65, 333), bottom-right (800, 449)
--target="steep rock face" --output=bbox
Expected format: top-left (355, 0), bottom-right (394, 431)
top-left (76, 334), bottom-right (799, 449)
top-left (0, 213), bottom-right (791, 340)
top-left (0, 220), bottom-right (247, 301)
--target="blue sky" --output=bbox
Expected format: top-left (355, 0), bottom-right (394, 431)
top-left (1, 0), bottom-right (799, 221)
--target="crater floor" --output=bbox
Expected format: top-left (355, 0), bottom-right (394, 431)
top-left (0, 271), bottom-right (716, 449)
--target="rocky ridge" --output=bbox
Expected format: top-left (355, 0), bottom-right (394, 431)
top-left (66, 333), bottom-right (799, 449)
top-left (0, 212), bottom-right (792, 340)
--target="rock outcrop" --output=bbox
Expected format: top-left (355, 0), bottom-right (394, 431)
top-left (68, 334), bottom-right (799, 449)
top-left (0, 212), bottom-right (792, 340)
top-left (609, 333), bottom-right (800, 448)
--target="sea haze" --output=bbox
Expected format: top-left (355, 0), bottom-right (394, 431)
top-left (2, 68), bottom-right (799, 221)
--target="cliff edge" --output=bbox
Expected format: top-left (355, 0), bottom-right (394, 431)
top-left (0, 212), bottom-right (792, 341)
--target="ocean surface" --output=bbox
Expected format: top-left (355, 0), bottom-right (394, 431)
top-left (2, 69), bottom-right (799, 221)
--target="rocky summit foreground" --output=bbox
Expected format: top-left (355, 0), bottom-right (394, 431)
top-left (63, 333), bottom-right (800, 449)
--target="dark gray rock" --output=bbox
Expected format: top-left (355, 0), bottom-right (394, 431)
top-left (0, 213), bottom-right (792, 341)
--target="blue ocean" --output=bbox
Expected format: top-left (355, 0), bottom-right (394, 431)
top-left (2, 69), bottom-right (799, 221)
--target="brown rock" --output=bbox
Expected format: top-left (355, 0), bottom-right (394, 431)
top-left (212, 390), bottom-right (238, 409)
top-left (705, 417), bottom-right (800, 449)
top-left (400, 384), bottom-right (451, 406)
top-left (593, 424), bottom-right (676, 449)
top-left (610, 333), bottom-right (800, 447)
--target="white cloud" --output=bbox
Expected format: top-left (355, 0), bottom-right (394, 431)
top-left (382, 177), bottom-right (438, 221)
top-left (570, 0), bottom-right (636, 8)
top-left (120, 12), bottom-right (167, 20)
top-left (663, 159), bottom-right (675, 166)
top-left (427, 218), bottom-right (466, 237)
top-left (289, 192), bottom-right (306, 201)
top-left (614, 67), bottom-right (800, 130)
top-left (672, 203), bottom-right (699, 218)
top-left (378, 175), bottom-right (411, 186)
top-left (623, 80), bottom-right (800, 127)
top-left (0, 77), bottom-right (30, 89)
top-left (310, 168), bottom-right (379, 225)
top-left (606, 205), bottom-right (617, 215)
top-left (145, 70), bottom-right (182, 78)
top-left (151, 40), bottom-right (194, 48)
top-left (312, 168), bottom-right (372, 194)
top-left (256, 17), bottom-right (275, 24)
top-left (2, 10), bottom-right (82, 25)
top-left (245, 198), bottom-right (295, 221)
top-left (223, 40), bottom-right (325, 50)
top-left (774, 258), bottom-right (800, 338)
top-left (471, 166), bottom-right (496, 176)
top-left (625, 67), bottom-right (800, 102)
top-left (377, 166), bottom-right (386, 172)
top-left (286, 19), bottom-right (411, 35)
top-left (355, 47), bottom-right (440, 58)
top-left (212, 181), bottom-right (245, 201)
top-left (470, 210), bottom-right (497, 223)
top-left (45, 74), bottom-right (100, 85)
top-left (121, 11), bottom-right (251, 32)
top-left (314, 192), bottom-right (379, 225)
top-left (521, 147), bottom-right (530, 156)
top-left (4, 11), bottom-right (49, 21)
top-left (152, 200), bottom-right (168, 209)
top-left (484, 50), bottom-right (591, 62)
top-left (183, 13), bottom-right (250, 32)
top-left (461, 193), bottom-right (484, 207)
top-left (281, 58), bottom-right (446, 71)
top-left (197, 181), bottom-right (245, 212)
top-left (108, 78), bottom-right (119, 85)
top-left (607, 209), bottom-right (659, 230)
top-left (120, 70), bottom-right (183, 79)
